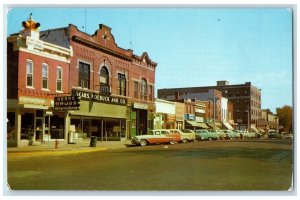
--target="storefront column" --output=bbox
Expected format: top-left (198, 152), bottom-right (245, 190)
top-left (15, 108), bottom-right (21, 147)
top-left (64, 111), bottom-right (70, 141)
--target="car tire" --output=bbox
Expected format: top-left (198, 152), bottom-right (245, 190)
top-left (182, 138), bottom-right (188, 143)
top-left (140, 139), bottom-right (148, 146)
top-left (208, 137), bottom-right (212, 141)
top-left (169, 140), bottom-right (175, 145)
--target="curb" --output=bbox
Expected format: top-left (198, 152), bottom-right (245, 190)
top-left (7, 147), bottom-right (108, 157)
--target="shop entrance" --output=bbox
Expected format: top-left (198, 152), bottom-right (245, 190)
top-left (137, 109), bottom-right (147, 135)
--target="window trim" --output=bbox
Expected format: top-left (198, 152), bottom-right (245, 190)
top-left (117, 73), bottom-right (126, 96)
top-left (26, 59), bottom-right (34, 88)
top-left (140, 78), bottom-right (147, 101)
top-left (78, 61), bottom-right (91, 89)
top-left (99, 66), bottom-right (110, 86)
top-left (56, 66), bottom-right (63, 92)
top-left (42, 63), bottom-right (49, 90)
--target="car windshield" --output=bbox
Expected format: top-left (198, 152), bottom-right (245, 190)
top-left (181, 129), bottom-right (192, 133)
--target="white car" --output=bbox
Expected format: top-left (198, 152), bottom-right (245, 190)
top-left (131, 129), bottom-right (182, 146)
top-left (168, 129), bottom-right (196, 143)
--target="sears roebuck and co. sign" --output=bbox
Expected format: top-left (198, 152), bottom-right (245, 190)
top-left (72, 89), bottom-right (127, 106)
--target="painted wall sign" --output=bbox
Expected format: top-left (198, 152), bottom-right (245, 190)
top-left (72, 89), bottom-right (127, 106)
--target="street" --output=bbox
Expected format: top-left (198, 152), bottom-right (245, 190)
top-left (7, 139), bottom-right (293, 191)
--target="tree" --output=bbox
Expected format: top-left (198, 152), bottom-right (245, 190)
top-left (276, 105), bottom-right (293, 133)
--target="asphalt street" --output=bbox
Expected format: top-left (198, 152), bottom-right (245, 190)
top-left (6, 139), bottom-right (293, 192)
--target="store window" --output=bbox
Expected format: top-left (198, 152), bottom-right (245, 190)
top-left (50, 114), bottom-right (65, 139)
top-left (21, 113), bottom-right (34, 140)
top-left (26, 60), bottom-right (34, 87)
top-left (42, 63), bottom-right (48, 89)
top-left (141, 79), bottom-right (147, 101)
top-left (56, 67), bottom-right (63, 92)
top-left (118, 73), bottom-right (126, 96)
top-left (7, 112), bottom-right (15, 142)
top-left (78, 62), bottom-right (90, 89)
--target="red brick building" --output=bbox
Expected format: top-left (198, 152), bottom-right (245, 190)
top-left (7, 16), bottom-right (157, 147)
top-left (38, 22), bottom-right (157, 141)
top-left (7, 16), bottom-right (73, 147)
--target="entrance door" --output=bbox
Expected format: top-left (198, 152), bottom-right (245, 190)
top-left (138, 109), bottom-right (147, 135)
top-left (35, 118), bottom-right (43, 142)
top-left (130, 111), bottom-right (137, 138)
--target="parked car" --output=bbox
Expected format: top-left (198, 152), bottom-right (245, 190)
top-left (268, 131), bottom-right (280, 139)
top-left (284, 133), bottom-right (293, 140)
top-left (215, 129), bottom-right (226, 140)
top-left (194, 129), bottom-right (219, 141)
top-left (131, 129), bottom-right (182, 146)
top-left (219, 130), bottom-right (239, 139)
top-left (178, 129), bottom-right (196, 142)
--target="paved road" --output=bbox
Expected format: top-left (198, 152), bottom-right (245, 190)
top-left (7, 140), bottom-right (293, 191)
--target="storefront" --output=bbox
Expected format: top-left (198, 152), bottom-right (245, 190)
top-left (68, 89), bottom-right (128, 141)
top-left (7, 96), bottom-right (65, 147)
top-left (131, 102), bottom-right (154, 137)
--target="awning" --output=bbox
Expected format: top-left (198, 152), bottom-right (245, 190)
top-left (251, 125), bottom-right (259, 133)
top-left (206, 122), bottom-right (221, 130)
top-left (185, 121), bottom-right (209, 129)
top-left (258, 128), bottom-right (265, 133)
top-left (198, 122), bottom-right (209, 129)
top-left (223, 122), bottom-right (234, 130)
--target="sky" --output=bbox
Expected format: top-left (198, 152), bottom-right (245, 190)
top-left (5, 6), bottom-right (293, 113)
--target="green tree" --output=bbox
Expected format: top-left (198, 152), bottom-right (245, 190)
top-left (276, 105), bottom-right (293, 133)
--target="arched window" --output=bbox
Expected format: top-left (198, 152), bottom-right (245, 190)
top-left (100, 66), bottom-right (109, 85)
top-left (141, 79), bottom-right (147, 100)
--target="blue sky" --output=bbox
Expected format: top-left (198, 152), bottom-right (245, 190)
top-left (6, 7), bottom-right (293, 113)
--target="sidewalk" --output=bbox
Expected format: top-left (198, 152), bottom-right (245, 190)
top-left (7, 139), bottom-right (132, 156)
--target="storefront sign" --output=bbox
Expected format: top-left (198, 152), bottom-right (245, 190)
top-left (185, 114), bottom-right (195, 121)
top-left (100, 85), bottom-right (111, 95)
top-left (26, 36), bottom-right (44, 50)
top-left (195, 116), bottom-right (204, 123)
top-left (19, 96), bottom-right (51, 106)
top-left (54, 96), bottom-right (80, 110)
top-left (133, 102), bottom-right (148, 110)
top-left (72, 89), bottom-right (127, 106)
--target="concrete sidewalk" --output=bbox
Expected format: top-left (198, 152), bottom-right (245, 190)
top-left (7, 139), bottom-right (132, 156)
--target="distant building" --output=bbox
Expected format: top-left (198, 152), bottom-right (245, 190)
top-left (158, 80), bottom-right (262, 130)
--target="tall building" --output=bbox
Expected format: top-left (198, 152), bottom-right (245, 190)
top-left (157, 80), bottom-right (261, 130)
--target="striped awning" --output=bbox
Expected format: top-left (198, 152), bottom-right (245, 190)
top-left (223, 122), bottom-right (234, 130)
top-left (185, 121), bottom-right (209, 129)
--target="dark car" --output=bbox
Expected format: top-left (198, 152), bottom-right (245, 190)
top-left (268, 131), bottom-right (279, 139)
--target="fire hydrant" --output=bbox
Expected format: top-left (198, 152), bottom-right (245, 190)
top-left (55, 139), bottom-right (59, 149)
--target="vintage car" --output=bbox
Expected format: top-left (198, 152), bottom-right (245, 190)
top-left (194, 129), bottom-right (219, 141)
top-left (167, 129), bottom-right (196, 143)
top-left (131, 129), bottom-right (182, 146)
top-left (214, 129), bottom-right (226, 140)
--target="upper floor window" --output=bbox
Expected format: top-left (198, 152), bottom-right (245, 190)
top-left (26, 60), bottom-right (33, 87)
top-left (100, 66), bottom-right (109, 86)
top-left (42, 64), bottom-right (48, 89)
top-left (149, 85), bottom-right (153, 101)
top-left (141, 79), bottom-right (147, 101)
top-left (56, 67), bottom-right (63, 92)
top-left (118, 73), bottom-right (126, 96)
top-left (78, 62), bottom-right (90, 89)
top-left (134, 81), bottom-right (138, 99)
